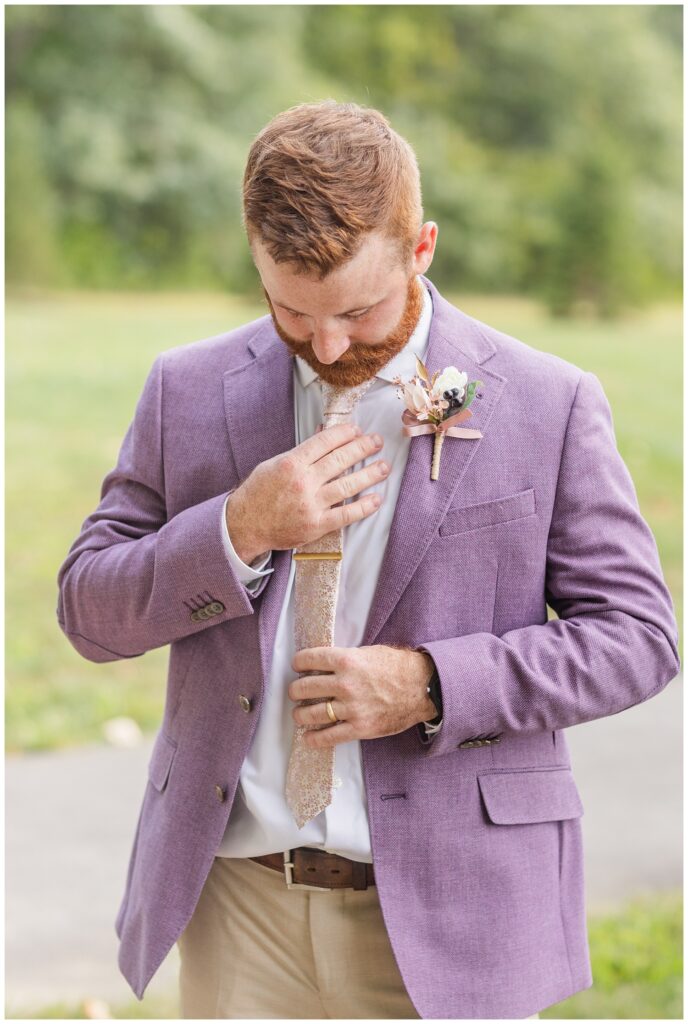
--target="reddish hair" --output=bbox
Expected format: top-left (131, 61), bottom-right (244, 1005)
top-left (242, 100), bottom-right (423, 279)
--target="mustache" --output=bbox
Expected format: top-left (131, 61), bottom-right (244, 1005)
top-left (285, 336), bottom-right (391, 366)
top-left (262, 274), bottom-right (425, 386)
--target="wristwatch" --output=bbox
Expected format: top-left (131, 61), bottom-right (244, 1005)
top-left (425, 663), bottom-right (443, 723)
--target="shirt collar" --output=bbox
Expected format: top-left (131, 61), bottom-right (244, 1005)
top-left (294, 277), bottom-right (433, 389)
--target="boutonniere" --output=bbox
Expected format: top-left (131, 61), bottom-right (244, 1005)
top-left (392, 358), bottom-right (484, 481)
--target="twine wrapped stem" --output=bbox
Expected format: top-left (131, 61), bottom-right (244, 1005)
top-left (431, 431), bottom-right (445, 480)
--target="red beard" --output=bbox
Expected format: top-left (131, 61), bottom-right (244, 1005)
top-left (264, 274), bottom-right (425, 388)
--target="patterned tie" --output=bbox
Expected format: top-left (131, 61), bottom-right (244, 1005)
top-left (285, 375), bottom-right (375, 828)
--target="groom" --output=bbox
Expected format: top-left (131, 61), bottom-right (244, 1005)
top-left (57, 100), bottom-right (680, 1019)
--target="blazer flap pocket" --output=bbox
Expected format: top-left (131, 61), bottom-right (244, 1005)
top-left (148, 730), bottom-right (178, 792)
top-left (439, 487), bottom-right (535, 537)
top-left (477, 766), bottom-right (584, 824)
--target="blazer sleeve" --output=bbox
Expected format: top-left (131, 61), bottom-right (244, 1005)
top-left (56, 352), bottom-right (271, 662)
top-left (415, 370), bottom-right (681, 757)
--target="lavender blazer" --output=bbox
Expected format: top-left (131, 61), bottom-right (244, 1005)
top-left (57, 275), bottom-right (680, 1019)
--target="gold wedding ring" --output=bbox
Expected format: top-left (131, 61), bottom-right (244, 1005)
top-left (326, 700), bottom-right (339, 724)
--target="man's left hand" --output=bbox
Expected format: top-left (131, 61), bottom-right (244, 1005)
top-left (288, 644), bottom-right (437, 748)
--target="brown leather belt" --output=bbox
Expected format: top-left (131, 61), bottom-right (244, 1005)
top-left (250, 847), bottom-right (375, 890)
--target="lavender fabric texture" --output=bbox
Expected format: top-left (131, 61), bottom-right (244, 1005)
top-left (56, 274), bottom-right (680, 1019)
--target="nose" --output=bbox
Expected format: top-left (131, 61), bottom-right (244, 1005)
top-left (310, 325), bottom-right (351, 364)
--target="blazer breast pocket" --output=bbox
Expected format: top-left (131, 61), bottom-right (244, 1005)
top-left (438, 487), bottom-right (536, 538)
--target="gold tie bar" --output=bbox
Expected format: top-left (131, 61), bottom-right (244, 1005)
top-left (292, 551), bottom-right (343, 560)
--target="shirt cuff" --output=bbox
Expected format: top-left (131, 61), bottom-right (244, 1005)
top-left (421, 717), bottom-right (443, 736)
top-left (221, 494), bottom-right (274, 588)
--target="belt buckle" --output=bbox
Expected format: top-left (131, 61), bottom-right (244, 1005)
top-left (283, 850), bottom-right (334, 892)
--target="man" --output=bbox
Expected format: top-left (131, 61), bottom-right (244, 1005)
top-left (57, 101), bottom-right (680, 1019)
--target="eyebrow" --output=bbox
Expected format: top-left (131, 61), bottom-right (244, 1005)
top-left (275, 298), bottom-right (379, 316)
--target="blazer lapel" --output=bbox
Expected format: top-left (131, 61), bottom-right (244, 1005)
top-left (223, 323), bottom-right (296, 683)
top-left (223, 320), bottom-right (296, 485)
top-left (360, 276), bottom-right (507, 646)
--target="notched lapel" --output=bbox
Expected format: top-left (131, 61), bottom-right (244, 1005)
top-left (360, 288), bottom-right (507, 647)
top-left (223, 321), bottom-right (296, 485)
top-left (222, 321), bottom-right (296, 686)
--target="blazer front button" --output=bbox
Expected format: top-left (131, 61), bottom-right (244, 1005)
top-left (215, 784), bottom-right (226, 802)
top-left (238, 694), bottom-right (252, 712)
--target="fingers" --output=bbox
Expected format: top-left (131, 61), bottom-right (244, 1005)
top-left (303, 721), bottom-right (356, 748)
top-left (292, 697), bottom-right (345, 729)
top-left (298, 422), bottom-right (362, 465)
top-left (320, 459), bottom-right (389, 509)
top-left (315, 431), bottom-right (384, 484)
top-left (288, 426), bottom-right (386, 540)
top-left (319, 491), bottom-right (383, 533)
top-left (291, 692), bottom-right (357, 748)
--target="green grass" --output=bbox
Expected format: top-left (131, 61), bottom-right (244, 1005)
top-left (543, 890), bottom-right (683, 1019)
top-left (5, 289), bottom-right (682, 752)
top-left (6, 890), bottom-right (682, 1019)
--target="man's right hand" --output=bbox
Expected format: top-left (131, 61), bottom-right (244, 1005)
top-left (226, 423), bottom-right (389, 564)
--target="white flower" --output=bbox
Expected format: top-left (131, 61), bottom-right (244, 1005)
top-left (431, 366), bottom-right (468, 401)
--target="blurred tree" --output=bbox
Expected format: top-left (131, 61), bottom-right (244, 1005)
top-left (4, 3), bottom-right (682, 312)
top-left (5, 4), bottom-right (334, 291)
top-left (542, 126), bottom-right (645, 318)
top-left (5, 96), bottom-right (63, 287)
top-left (302, 4), bottom-right (682, 311)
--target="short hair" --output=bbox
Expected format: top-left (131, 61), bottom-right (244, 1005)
top-left (242, 99), bottom-right (423, 279)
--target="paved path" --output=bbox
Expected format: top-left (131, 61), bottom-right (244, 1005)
top-left (6, 675), bottom-right (681, 1014)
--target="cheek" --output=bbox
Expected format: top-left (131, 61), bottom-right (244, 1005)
top-left (278, 315), bottom-right (308, 341)
top-left (352, 315), bottom-right (392, 344)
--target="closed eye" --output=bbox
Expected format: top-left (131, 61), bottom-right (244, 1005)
top-left (283, 307), bottom-right (371, 320)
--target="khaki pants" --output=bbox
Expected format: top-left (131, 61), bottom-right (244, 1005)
top-left (177, 854), bottom-right (540, 1020)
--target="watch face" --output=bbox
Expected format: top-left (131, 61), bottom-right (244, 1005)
top-left (428, 670), bottom-right (442, 717)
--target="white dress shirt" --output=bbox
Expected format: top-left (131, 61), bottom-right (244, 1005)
top-left (216, 278), bottom-right (440, 862)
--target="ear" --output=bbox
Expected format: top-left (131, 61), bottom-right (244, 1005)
top-left (412, 221), bottom-right (438, 274)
